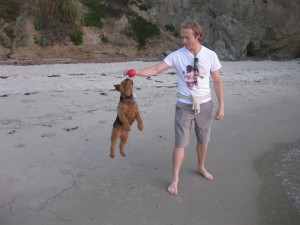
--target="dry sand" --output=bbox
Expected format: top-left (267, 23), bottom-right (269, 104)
top-left (0, 60), bottom-right (299, 225)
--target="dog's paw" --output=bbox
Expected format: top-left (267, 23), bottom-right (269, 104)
top-left (138, 123), bottom-right (143, 131)
top-left (110, 152), bottom-right (115, 158)
top-left (120, 151), bottom-right (126, 157)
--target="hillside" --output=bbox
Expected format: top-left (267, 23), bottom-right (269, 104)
top-left (0, 0), bottom-right (300, 64)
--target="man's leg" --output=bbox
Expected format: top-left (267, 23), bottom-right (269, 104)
top-left (168, 146), bottom-right (185, 195)
top-left (196, 144), bottom-right (213, 180)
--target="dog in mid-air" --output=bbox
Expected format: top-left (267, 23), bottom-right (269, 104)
top-left (109, 78), bottom-right (143, 158)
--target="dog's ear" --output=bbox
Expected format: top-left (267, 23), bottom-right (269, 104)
top-left (114, 84), bottom-right (120, 92)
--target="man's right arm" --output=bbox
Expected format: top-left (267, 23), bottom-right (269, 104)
top-left (125, 61), bottom-right (170, 77)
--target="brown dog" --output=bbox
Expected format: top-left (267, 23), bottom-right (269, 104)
top-left (110, 78), bottom-right (143, 158)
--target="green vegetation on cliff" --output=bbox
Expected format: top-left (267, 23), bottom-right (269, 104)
top-left (0, 0), bottom-right (162, 49)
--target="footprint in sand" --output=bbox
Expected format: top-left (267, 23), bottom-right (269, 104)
top-left (64, 126), bottom-right (79, 132)
top-left (21, 99), bottom-right (36, 103)
top-left (41, 133), bottom-right (56, 138)
top-left (0, 119), bottom-right (21, 125)
top-left (48, 75), bottom-right (60, 78)
top-left (24, 92), bottom-right (39, 96)
top-left (230, 130), bottom-right (237, 137)
top-left (15, 143), bottom-right (26, 148)
top-left (8, 130), bottom-right (16, 134)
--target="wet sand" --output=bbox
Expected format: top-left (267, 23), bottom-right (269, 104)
top-left (256, 141), bottom-right (300, 225)
top-left (0, 60), bottom-right (299, 225)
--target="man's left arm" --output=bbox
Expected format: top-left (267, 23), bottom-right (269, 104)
top-left (211, 70), bottom-right (224, 120)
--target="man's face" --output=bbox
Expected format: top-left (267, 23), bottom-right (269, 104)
top-left (180, 28), bottom-right (200, 51)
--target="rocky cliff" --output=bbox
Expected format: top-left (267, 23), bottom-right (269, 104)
top-left (147, 0), bottom-right (300, 60)
top-left (1, 0), bottom-right (299, 63)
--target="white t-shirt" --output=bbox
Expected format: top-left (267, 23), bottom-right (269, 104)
top-left (164, 46), bottom-right (221, 104)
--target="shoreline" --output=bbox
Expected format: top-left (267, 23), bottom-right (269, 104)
top-left (255, 141), bottom-right (300, 225)
top-left (0, 57), bottom-right (165, 66)
top-left (0, 56), bottom-right (298, 66)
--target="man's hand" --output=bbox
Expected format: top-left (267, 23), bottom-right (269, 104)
top-left (214, 106), bottom-right (224, 120)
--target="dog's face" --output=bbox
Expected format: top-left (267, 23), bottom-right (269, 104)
top-left (114, 78), bottom-right (133, 96)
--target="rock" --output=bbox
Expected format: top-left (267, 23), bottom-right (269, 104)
top-left (148, 0), bottom-right (300, 60)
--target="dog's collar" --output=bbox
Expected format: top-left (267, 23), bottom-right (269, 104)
top-left (120, 95), bottom-right (134, 101)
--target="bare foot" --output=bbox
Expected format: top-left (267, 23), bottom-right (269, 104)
top-left (167, 181), bottom-right (178, 195)
top-left (197, 168), bottom-right (213, 180)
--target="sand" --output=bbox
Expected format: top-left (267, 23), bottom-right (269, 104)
top-left (0, 60), bottom-right (299, 225)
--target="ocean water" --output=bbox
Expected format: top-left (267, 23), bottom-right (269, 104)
top-left (256, 141), bottom-right (300, 225)
top-left (278, 145), bottom-right (300, 212)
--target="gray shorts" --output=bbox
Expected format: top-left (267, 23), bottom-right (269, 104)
top-left (174, 100), bottom-right (213, 147)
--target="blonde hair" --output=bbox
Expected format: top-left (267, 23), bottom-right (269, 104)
top-left (181, 20), bottom-right (203, 41)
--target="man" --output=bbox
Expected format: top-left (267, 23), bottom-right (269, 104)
top-left (124, 20), bottom-right (224, 195)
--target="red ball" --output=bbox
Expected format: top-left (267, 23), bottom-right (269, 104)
top-left (127, 69), bottom-right (136, 77)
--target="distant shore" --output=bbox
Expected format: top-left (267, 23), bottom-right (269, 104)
top-left (0, 56), bottom-right (165, 66)
top-left (1, 56), bottom-right (297, 66)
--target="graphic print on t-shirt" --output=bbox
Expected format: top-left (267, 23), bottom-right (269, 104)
top-left (183, 63), bottom-right (204, 90)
